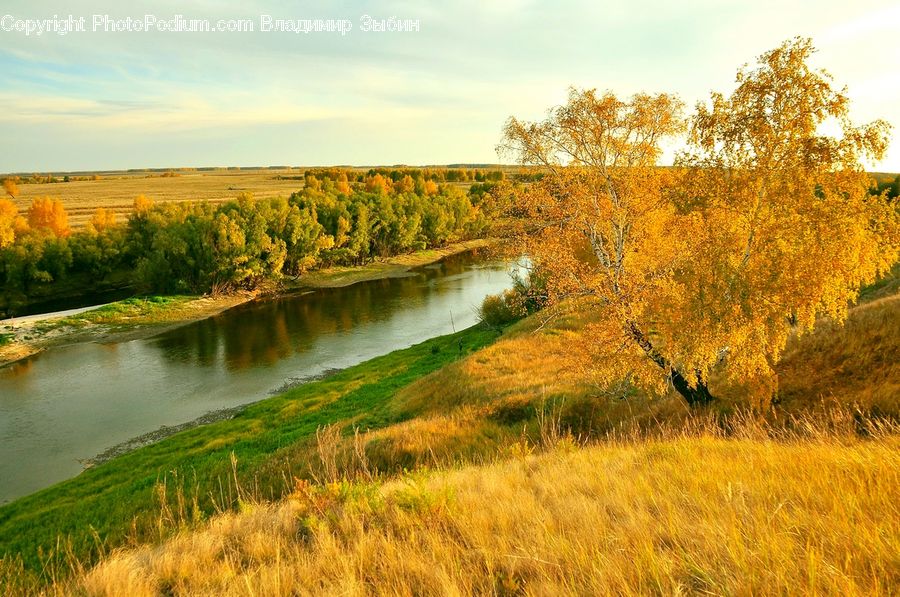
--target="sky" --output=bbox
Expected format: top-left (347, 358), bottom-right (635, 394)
top-left (1, 0), bottom-right (899, 173)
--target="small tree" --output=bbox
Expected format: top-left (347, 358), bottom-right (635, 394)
top-left (132, 194), bottom-right (154, 214)
top-left (89, 208), bottom-right (117, 233)
top-left (0, 199), bottom-right (19, 248)
top-left (365, 174), bottom-right (391, 194)
top-left (2, 178), bottom-right (19, 199)
top-left (27, 197), bottom-right (70, 238)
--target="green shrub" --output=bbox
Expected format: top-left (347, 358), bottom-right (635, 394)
top-left (479, 290), bottom-right (520, 329)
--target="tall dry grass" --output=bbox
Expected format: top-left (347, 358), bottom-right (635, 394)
top-left (59, 413), bottom-right (900, 596)
top-left (775, 293), bottom-right (900, 414)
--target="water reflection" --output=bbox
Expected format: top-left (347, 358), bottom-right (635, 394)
top-left (154, 256), bottom-right (479, 371)
top-left (0, 251), bottom-right (513, 503)
top-left (2, 359), bottom-right (33, 380)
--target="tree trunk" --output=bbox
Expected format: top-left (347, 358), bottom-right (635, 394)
top-left (669, 368), bottom-right (715, 407)
top-left (626, 320), bottom-right (717, 408)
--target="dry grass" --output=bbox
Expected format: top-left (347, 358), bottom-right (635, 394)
top-left (9, 170), bottom-right (306, 228)
top-left (313, 283), bottom-right (900, 487)
top-left (775, 293), bottom-right (900, 414)
top-left (61, 415), bottom-right (900, 596)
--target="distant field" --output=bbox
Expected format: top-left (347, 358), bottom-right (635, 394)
top-left (5, 166), bottom-right (505, 229)
top-left (8, 169), bottom-right (308, 229)
top-left (871, 171), bottom-right (900, 183)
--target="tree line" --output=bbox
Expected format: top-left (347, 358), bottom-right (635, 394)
top-left (302, 167), bottom-right (508, 184)
top-left (0, 171), bottom-right (496, 316)
top-left (871, 173), bottom-right (900, 199)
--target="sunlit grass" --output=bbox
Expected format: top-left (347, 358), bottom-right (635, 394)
top-left (775, 292), bottom-right (900, 414)
top-left (33, 295), bottom-right (196, 333)
top-left (63, 420), bottom-right (900, 596)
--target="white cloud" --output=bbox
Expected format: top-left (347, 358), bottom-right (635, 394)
top-left (0, 0), bottom-right (898, 171)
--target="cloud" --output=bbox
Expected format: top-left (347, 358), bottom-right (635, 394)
top-left (0, 0), bottom-right (898, 171)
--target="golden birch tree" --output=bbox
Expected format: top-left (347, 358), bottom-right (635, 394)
top-left (0, 198), bottom-right (20, 248)
top-left (500, 38), bottom-right (897, 407)
top-left (2, 178), bottom-right (19, 199)
top-left (27, 197), bottom-right (70, 238)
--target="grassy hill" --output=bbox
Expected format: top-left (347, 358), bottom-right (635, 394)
top-left (76, 429), bottom-right (900, 596)
top-left (1, 271), bottom-right (898, 594)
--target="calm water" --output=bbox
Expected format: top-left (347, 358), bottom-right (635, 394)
top-left (0, 252), bottom-right (515, 503)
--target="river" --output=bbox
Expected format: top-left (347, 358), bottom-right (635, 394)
top-left (0, 251), bottom-right (515, 503)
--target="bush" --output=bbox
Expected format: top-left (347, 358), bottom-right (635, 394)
top-left (511, 267), bottom-right (549, 315)
top-left (479, 290), bottom-right (519, 329)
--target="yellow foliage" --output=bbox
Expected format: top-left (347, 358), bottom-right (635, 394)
top-left (88, 208), bottom-right (117, 233)
top-left (336, 173), bottom-right (351, 195)
top-left (502, 38), bottom-right (899, 407)
top-left (335, 215), bottom-right (351, 247)
top-left (26, 197), bottom-right (70, 237)
top-left (393, 174), bottom-right (415, 194)
top-left (365, 174), bottom-right (390, 194)
top-left (132, 195), bottom-right (154, 214)
top-left (0, 198), bottom-right (20, 247)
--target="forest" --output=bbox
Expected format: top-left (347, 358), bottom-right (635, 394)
top-left (0, 170), bottom-right (499, 316)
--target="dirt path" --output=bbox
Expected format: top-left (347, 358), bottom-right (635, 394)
top-left (0, 303), bottom-right (114, 326)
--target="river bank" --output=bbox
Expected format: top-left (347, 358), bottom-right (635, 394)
top-left (0, 323), bottom-right (501, 571)
top-left (0, 238), bottom-right (497, 369)
top-left (83, 366), bottom-right (347, 468)
top-left (289, 238), bottom-right (495, 289)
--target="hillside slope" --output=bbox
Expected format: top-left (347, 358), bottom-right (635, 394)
top-left (348, 290), bottom-right (900, 473)
top-left (75, 431), bottom-right (900, 595)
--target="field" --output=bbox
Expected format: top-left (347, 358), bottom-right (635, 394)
top-left (4, 166), bottom-right (513, 229)
top-left (7, 169), bottom-right (308, 229)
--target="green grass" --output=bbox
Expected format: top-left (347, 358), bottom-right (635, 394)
top-left (291, 238), bottom-right (493, 289)
top-left (857, 262), bottom-right (900, 303)
top-left (0, 324), bottom-right (499, 575)
top-left (33, 295), bottom-right (195, 333)
top-left (0, 333), bottom-right (13, 347)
